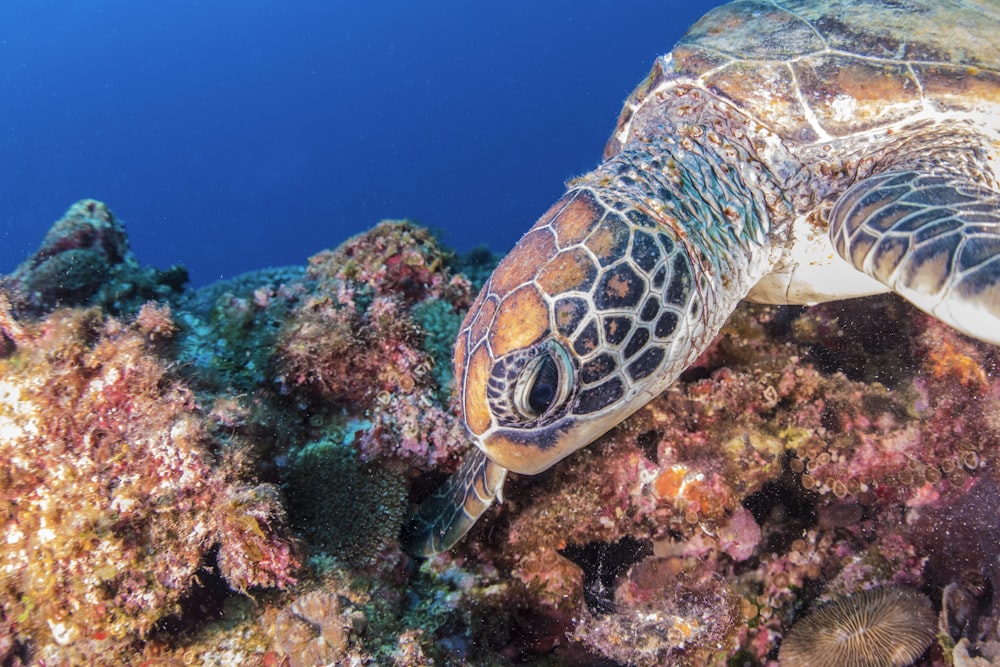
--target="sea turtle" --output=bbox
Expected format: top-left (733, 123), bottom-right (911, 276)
top-left (402, 0), bottom-right (1000, 556)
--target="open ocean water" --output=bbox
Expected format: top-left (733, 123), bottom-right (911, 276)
top-left (0, 0), bottom-right (721, 286)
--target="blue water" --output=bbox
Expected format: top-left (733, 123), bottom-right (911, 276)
top-left (1, 0), bottom-right (719, 286)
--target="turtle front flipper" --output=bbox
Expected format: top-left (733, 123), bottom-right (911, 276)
top-left (830, 170), bottom-right (1000, 345)
top-left (400, 448), bottom-right (508, 557)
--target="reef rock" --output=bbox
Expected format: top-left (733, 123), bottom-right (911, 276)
top-left (5, 199), bottom-right (187, 316)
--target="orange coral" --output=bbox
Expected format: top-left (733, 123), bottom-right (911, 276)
top-left (511, 548), bottom-right (584, 610)
top-left (653, 465), bottom-right (689, 499)
top-left (926, 336), bottom-right (989, 390)
top-left (133, 301), bottom-right (178, 342)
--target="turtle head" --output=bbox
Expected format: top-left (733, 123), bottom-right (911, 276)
top-left (454, 187), bottom-right (694, 475)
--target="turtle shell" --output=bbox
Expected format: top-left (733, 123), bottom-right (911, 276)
top-left (607, 0), bottom-right (1000, 152)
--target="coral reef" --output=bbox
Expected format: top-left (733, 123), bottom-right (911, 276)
top-left (264, 587), bottom-right (368, 666)
top-left (273, 220), bottom-right (472, 411)
top-left (175, 265), bottom-right (307, 394)
top-left (4, 200), bottom-right (1000, 665)
top-left (4, 200), bottom-right (187, 316)
top-left (0, 209), bottom-right (504, 665)
top-left (272, 220), bottom-right (475, 470)
top-left (482, 297), bottom-right (1000, 664)
top-left (0, 299), bottom-right (297, 663)
top-left (572, 559), bottom-right (740, 666)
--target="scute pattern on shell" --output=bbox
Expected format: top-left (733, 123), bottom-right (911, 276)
top-left (609, 0), bottom-right (1000, 149)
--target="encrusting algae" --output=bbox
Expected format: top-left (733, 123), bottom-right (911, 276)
top-left (0, 300), bottom-right (298, 662)
top-left (1, 199), bottom-right (999, 665)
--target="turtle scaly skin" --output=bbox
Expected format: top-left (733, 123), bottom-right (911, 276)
top-left (402, 0), bottom-right (1000, 556)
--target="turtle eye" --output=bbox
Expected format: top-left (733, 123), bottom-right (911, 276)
top-left (528, 354), bottom-right (559, 414)
top-left (513, 343), bottom-right (574, 420)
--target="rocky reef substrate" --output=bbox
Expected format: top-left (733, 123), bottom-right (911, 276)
top-left (1, 200), bottom-right (998, 666)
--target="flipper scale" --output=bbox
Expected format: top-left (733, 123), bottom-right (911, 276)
top-left (831, 170), bottom-right (1000, 345)
top-left (400, 448), bottom-right (507, 557)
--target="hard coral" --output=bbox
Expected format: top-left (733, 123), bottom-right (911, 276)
top-left (470, 296), bottom-right (1000, 662)
top-left (282, 435), bottom-right (408, 567)
top-left (271, 221), bottom-right (474, 477)
top-left (8, 202), bottom-right (1000, 665)
top-left (216, 484), bottom-right (300, 592)
top-left (0, 302), bottom-right (297, 661)
top-left (778, 586), bottom-right (936, 667)
top-left (177, 267), bottom-right (307, 396)
top-left (317, 219), bottom-right (459, 304)
top-left (357, 389), bottom-right (469, 468)
top-left (573, 561), bottom-right (739, 667)
top-left (268, 590), bottom-right (360, 666)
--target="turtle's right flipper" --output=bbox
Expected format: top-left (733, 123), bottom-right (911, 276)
top-left (830, 170), bottom-right (1000, 345)
top-left (400, 448), bottom-right (508, 557)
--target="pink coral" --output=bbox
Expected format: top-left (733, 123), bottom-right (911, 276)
top-left (274, 221), bottom-right (472, 412)
top-left (357, 390), bottom-right (469, 467)
top-left (716, 506), bottom-right (761, 562)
